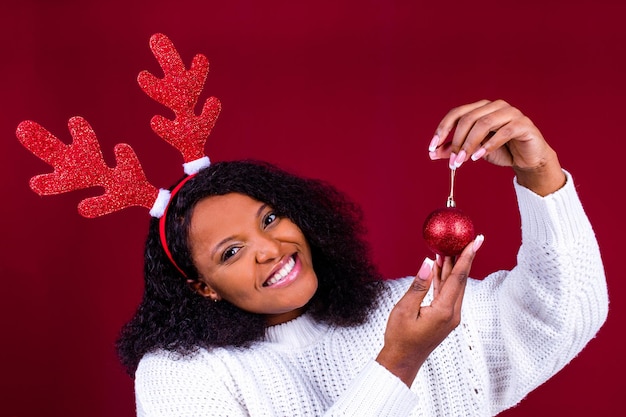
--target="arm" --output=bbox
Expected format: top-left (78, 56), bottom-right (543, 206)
top-left (466, 171), bottom-right (608, 412)
top-left (323, 360), bottom-right (421, 416)
top-left (429, 99), bottom-right (608, 411)
top-left (346, 99), bottom-right (564, 412)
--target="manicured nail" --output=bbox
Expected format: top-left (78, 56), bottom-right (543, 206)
top-left (449, 152), bottom-right (457, 170)
top-left (428, 135), bottom-right (439, 152)
top-left (435, 253), bottom-right (443, 267)
top-left (454, 150), bottom-right (466, 168)
top-left (473, 234), bottom-right (485, 252)
top-left (418, 257), bottom-right (435, 279)
top-left (471, 147), bottom-right (486, 161)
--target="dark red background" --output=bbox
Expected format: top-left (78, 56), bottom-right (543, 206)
top-left (1, 1), bottom-right (623, 416)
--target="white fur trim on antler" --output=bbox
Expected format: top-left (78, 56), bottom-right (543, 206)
top-left (150, 189), bottom-right (172, 218)
top-left (183, 156), bottom-right (211, 175)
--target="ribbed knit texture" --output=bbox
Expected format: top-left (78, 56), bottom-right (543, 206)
top-left (135, 171), bottom-right (608, 416)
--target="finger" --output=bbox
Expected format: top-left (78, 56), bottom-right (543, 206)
top-left (428, 141), bottom-right (452, 161)
top-left (459, 106), bottom-right (525, 165)
top-left (438, 254), bottom-right (454, 290)
top-left (451, 234), bottom-right (484, 313)
top-left (435, 234), bottom-right (484, 309)
top-left (428, 100), bottom-right (492, 158)
top-left (399, 257), bottom-right (435, 310)
top-left (480, 115), bottom-right (535, 158)
top-left (429, 99), bottom-right (501, 163)
top-left (449, 100), bottom-right (512, 168)
top-left (434, 99), bottom-right (492, 144)
top-left (432, 253), bottom-right (459, 309)
top-left (432, 254), bottom-right (443, 296)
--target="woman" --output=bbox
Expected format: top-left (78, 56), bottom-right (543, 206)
top-left (117, 99), bottom-right (608, 416)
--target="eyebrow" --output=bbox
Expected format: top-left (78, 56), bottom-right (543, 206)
top-left (209, 203), bottom-right (268, 260)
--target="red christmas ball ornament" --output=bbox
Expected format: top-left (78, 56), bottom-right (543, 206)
top-left (422, 168), bottom-right (475, 256)
top-left (423, 206), bottom-right (475, 256)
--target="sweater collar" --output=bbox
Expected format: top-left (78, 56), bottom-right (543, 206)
top-left (265, 314), bottom-right (330, 348)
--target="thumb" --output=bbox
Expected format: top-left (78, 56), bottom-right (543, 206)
top-left (401, 257), bottom-right (435, 305)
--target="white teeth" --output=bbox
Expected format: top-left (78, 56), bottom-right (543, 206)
top-left (265, 257), bottom-right (296, 287)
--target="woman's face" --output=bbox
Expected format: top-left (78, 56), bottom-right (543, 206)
top-left (188, 193), bottom-right (318, 325)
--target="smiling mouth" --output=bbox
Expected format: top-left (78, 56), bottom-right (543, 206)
top-left (263, 255), bottom-right (297, 287)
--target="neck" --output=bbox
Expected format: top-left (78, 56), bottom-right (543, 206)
top-left (265, 306), bottom-right (307, 326)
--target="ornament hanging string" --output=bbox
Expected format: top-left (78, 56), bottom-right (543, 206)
top-left (447, 168), bottom-right (456, 208)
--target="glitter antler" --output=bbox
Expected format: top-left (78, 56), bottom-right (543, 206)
top-left (16, 117), bottom-right (159, 218)
top-left (138, 33), bottom-right (221, 174)
top-left (16, 33), bottom-right (221, 219)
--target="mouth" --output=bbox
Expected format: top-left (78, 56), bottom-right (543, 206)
top-left (263, 254), bottom-right (301, 288)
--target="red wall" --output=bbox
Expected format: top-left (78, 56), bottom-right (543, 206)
top-left (1, 1), bottom-right (623, 415)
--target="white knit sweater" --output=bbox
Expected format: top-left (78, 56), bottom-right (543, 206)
top-left (135, 171), bottom-right (608, 416)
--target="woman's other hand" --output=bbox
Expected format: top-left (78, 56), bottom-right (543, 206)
top-left (428, 99), bottom-right (566, 196)
top-left (376, 234), bottom-right (484, 387)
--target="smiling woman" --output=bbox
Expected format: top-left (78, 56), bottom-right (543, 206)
top-left (15, 31), bottom-right (608, 417)
top-left (116, 160), bottom-right (386, 375)
top-left (113, 103), bottom-right (611, 417)
top-left (113, 100), bottom-right (608, 417)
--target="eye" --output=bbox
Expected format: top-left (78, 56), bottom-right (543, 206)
top-left (221, 246), bottom-right (241, 262)
top-left (263, 212), bottom-right (278, 228)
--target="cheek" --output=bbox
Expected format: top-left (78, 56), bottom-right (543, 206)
top-left (282, 226), bottom-right (312, 255)
top-left (207, 267), bottom-right (255, 297)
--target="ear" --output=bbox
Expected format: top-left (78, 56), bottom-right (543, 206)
top-left (186, 279), bottom-right (221, 301)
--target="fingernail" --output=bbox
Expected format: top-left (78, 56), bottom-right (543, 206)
top-left (435, 253), bottom-right (443, 267)
top-left (449, 152), bottom-right (457, 170)
top-left (471, 147), bottom-right (486, 161)
top-left (454, 150), bottom-right (466, 168)
top-left (473, 234), bottom-right (485, 252)
top-left (418, 257), bottom-right (435, 279)
top-left (428, 135), bottom-right (439, 152)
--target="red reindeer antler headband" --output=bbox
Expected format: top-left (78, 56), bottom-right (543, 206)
top-left (16, 33), bottom-right (220, 277)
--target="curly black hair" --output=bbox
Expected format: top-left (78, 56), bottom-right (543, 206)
top-left (116, 160), bottom-right (385, 376)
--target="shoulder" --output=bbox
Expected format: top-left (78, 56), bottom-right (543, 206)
top-left (134, 348), bottom-right (251, 415)
top-left (135, 348), bottom-right (244, 402)
top-left (136, 348), bottom-right (234, 387)
top-left (137, 349), bottom-right (210, 381)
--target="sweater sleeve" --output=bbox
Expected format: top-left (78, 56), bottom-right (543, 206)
top-left (465, 170), bottom-right (609, 414)
top-left (324, 360), bottom-right (420, 416)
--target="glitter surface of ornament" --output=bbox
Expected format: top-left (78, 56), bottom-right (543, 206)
top-left (422, 168), bottom-right (475, 256)
top-left (423, 207), bottom-right (475, 256)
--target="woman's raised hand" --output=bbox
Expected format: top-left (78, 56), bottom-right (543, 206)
top-left (376, 235), bottom-right (483, 387)
top-left (428, 99), bottom-right (565, 196)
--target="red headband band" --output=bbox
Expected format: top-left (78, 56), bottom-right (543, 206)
top-left (159, 174), bottom-right (197, 277)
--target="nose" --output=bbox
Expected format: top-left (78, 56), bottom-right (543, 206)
top-left (255, 234), bottom-right (281, 263)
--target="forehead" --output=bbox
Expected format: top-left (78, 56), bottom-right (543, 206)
top-left (189, 193), bottom-right (264, 238)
